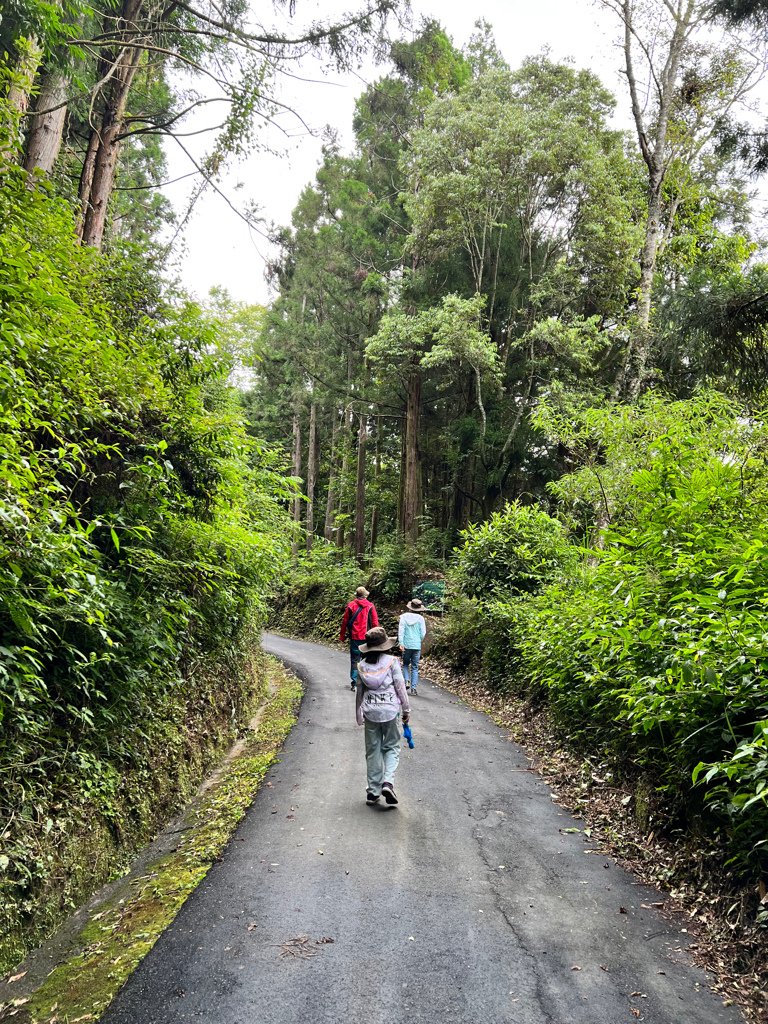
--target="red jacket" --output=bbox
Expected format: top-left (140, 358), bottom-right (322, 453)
top-left (339, 598), bottom-right (379, 642)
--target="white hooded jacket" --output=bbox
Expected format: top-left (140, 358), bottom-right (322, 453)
top-left (355, 654), bottom-right (410, 725)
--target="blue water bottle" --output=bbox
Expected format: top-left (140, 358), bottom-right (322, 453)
top-left (403, 723), bottom-right (415, 749)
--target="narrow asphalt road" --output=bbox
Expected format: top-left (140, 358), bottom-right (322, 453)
top-left (103, 634), bottom-right (741, 1024)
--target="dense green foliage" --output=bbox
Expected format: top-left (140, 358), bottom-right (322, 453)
top-left (450, 502), bottom-right (576, 599)
top-left (0, 162), bottom-right (293, 971)
top-left (251, 15), bottom-right (766, 556)
top-left (434, 394), bottom-right (768, 875)
top-left (4, 0), bottom-right (768, 988)
top-left (271, 544), bottom-right (362, 642)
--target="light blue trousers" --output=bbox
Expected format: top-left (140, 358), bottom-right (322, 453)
top-left (402, 648), bottom-right (421, 690)
top-left (364, 717), bottom-right (401, 795)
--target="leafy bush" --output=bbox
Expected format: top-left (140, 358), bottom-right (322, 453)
top-left (0, 165), bottom-right (292, 970)
top-left (451, 501), bottom-right (576, 598)
top-left (368, 531), bottom-right (446, 604)
top-left (519, 403), bottom-right (768, 871)
top-left (271, 529), bottom-right (451, 643)
top-left (429, 594), bottom-right (533, 691)
top-left (270, 543), bottom-right (364, 642)
top-left (442, 394), bottom-right (768, 874)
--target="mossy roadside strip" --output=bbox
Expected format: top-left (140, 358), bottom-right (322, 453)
top-left (1, 657), bottom-right (302, 1024)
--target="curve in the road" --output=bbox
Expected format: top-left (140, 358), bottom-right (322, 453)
top-left (101, 634), bottom-right (742, 1024)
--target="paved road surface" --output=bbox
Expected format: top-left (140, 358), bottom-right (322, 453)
top-left (103, 634), bottom-right (741, 1024)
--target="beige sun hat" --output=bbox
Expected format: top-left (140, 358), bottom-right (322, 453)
top-left (406, 598), bottom-right (425, 611)
top-left (359, 626), bottom-right (397, 653)
top-left (355, 586), bottom-right (370, 599)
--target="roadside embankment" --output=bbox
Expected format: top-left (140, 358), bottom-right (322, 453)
top-left (0, 656), bottom-right (302, 1024)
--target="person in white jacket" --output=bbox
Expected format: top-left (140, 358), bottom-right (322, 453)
top-left (356, 627), bottom-right (411, 806)
top-left (398, 598), bottom-right (427, 695)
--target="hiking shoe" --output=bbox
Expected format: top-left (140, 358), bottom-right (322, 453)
top-left (410, 688), bottom-right (418, 696)
top-left (366, 791), bottom-right (380, 804)
top-left (350, 682), bottom-right (356, 691)
top-left (381, 782), bottom-right (398, 805)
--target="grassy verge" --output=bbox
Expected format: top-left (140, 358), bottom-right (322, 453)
top-left (2, 657), bottom-right (302, 1024)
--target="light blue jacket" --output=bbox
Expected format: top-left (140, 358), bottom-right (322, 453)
top-left (398, 612), bottom-right (426, 650)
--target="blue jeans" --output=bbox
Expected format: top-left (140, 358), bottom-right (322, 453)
top-left (402, 648), bottom-right (421, 690)
top-left (350, 639), bottom-right (364, 684)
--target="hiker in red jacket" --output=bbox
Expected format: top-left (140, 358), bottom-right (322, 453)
top-left (339, 586), bottom-right (379, 691)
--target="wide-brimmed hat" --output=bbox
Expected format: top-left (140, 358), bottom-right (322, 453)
top-left (355, 585), bottom-right (369, 599)
top-left (359, 626), bottom-right (397, 653)
top-left (406, 598), bottom-right (425, 611)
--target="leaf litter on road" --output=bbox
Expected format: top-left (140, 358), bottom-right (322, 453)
top-left (278, 935), bottom-right (335, 958)
top-left (279, 935), bottom-right (318, 959)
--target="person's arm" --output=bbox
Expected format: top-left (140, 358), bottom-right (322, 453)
top-left (419, 615), bottom-right (427, 641)
top-left (398, 615), bottom-right (405, 648)
top-left (355, 676), bottom-right (364, 726)
top-left (369, 602), bottom-right (379, 628)
top-left (392, 658), bottom-right (410, 719)
top-left (339, 604), bottom-right (350, 643)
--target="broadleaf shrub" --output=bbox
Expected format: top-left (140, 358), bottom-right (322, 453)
top-left (441, 395), bottom-right (768, 875)
top-left (451, 501), bottom-right (577, 598)
top-left (0, 164), bottom-right (293, 970)
top-left (270, 543), bottom-right (364, 642)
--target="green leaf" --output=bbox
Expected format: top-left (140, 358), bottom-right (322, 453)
top-left (7, 601), bottom-right (35, 638)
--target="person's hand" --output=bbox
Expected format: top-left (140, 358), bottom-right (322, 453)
top-left (402, 712), bottom-right (410, 724)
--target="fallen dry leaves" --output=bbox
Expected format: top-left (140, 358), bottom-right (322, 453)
top-left (278, 935), bottom-right (318, 960)
top-left (278, 935), bottom-right (335, 959)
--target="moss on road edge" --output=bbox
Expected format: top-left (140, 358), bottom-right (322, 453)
top-left (4, 658), bottom-right (302, 1024)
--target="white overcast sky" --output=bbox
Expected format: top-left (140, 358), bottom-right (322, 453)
top-left (157, 0), bottom-right (750, 305)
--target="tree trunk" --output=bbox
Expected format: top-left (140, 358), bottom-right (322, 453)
top-left (75, 130), bottom-right (101, 241)
top-left (324, 412), bottom-right (339, 542)
top-left (336, 405), bottom-right (353, 551)
top-left (79, 63), bottom-right (139, 248)
top-left (79, 0), bottom-right (144, 248)
top-left (291, 409), bottom-right (302, 562)
top-left (402, 369), bottom-right (422, 543)
top-left (397, 427), bottom-right (406, 536)
top-left (305, 401), bottom-right (318, 553)
top-left (627, 175), bottom-right (665, 397)
top-left (6, 36), bottom-right (43, 119)
top-left (24, 68), bottom-right (69, 174)
top-left (612, 0), bottom-right (697, 397)
top-left (370, 418), bottom-right (380, 552)
top-left (354, 410), bottom-right (367, 562)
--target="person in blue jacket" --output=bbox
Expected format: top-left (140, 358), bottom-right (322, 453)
top-left (398, 597), bottom-right (427, 695)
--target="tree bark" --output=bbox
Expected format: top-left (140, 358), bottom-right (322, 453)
top-left (79, 63), bottom-right (140, 248)
top-left (305, 401), bottom-right (318, 552)
top-left (324, 412), bottom-right (339, 542)
top-left (336, 404), bottom-right (353, 551)
top-left (291, 408), bottom-right (302, 562)
top-left (354, 410), bottom-right (367, 562)
top-left (24, 68), bottom-right (69, 174)
top-left (613, 0), bottom-right (698, 396)
top-left (6, 36), bottom-right (43, 119)
top-left (79, 0), bottom-right (144, 248)
top-left (402, 369), bottom-right (422, 543)
top-left (77, 129), bottom-right (100, 231)
top-left (627, 176), bottom-right (665, 397)
top-left (369, 418), bottom-right (380, 552)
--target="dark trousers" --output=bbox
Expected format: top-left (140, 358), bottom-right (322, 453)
top-left (349, 639), bottom-right (364, 684)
